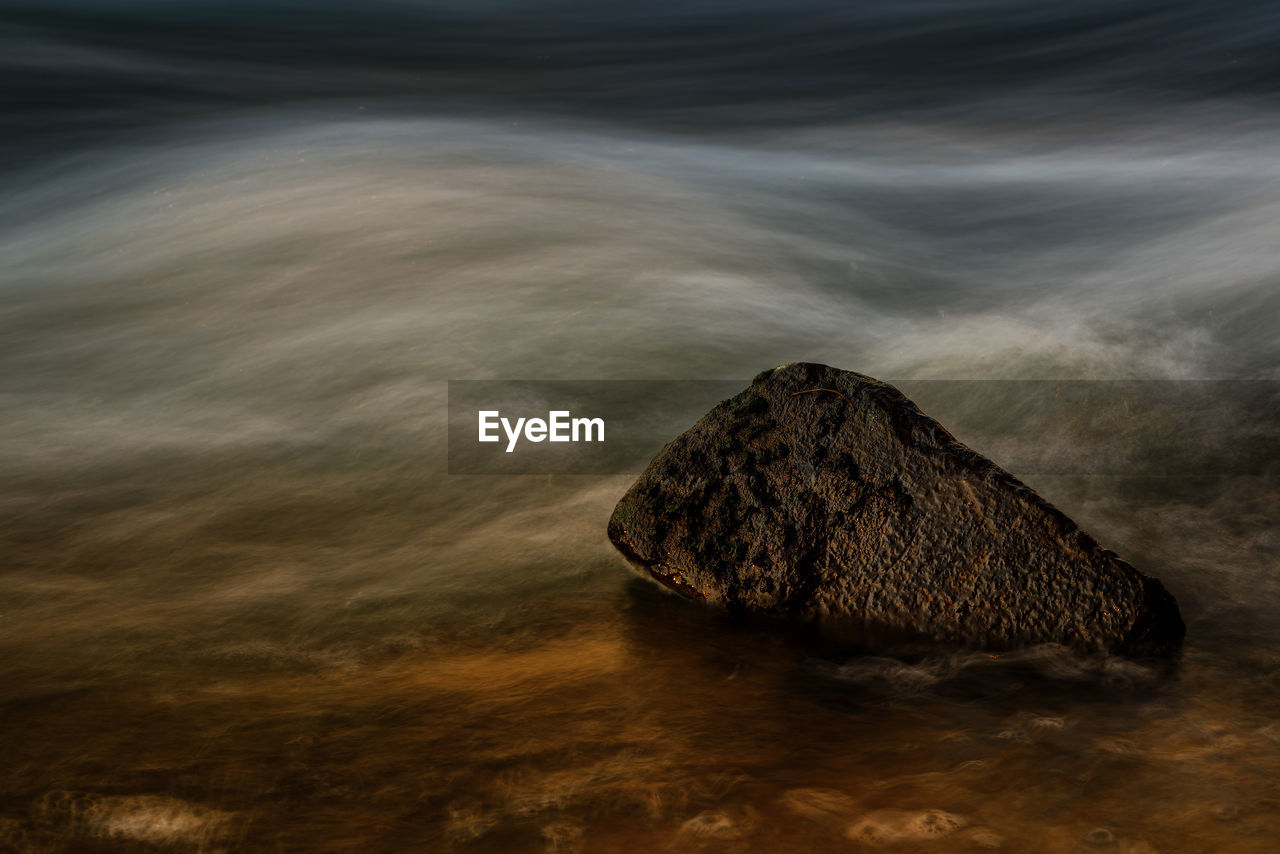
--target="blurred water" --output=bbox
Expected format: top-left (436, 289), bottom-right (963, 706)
top-left (2, 2), bottom-right (1280, 851)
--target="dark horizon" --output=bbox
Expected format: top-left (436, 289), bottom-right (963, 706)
top-left (5, 0), bottom-right (1280, 165)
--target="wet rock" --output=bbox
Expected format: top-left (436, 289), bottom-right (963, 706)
top-left (846, 808), bottom-right (967, 845)
top-left (608, 363), bottom-right (1184, 657)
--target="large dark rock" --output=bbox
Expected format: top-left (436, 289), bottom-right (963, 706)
top-left (608, 363), bottom-right (1184, 658)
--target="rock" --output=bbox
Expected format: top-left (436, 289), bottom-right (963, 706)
top-left (845, 809), bottom-right (967, 845)
top-left (607, 363), bottom-right (1184, 658)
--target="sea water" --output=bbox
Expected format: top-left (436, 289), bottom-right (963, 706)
top-left (2, 2), bottom-right (1279, 851)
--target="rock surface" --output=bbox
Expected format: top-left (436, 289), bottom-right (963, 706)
top-left (607, 363), bottom-right (1184, 657)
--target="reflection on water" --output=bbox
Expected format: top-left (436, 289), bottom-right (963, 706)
top-left (3, 1), bottom-right (1280, 850)
top-left (5, 566), bottom-right (1279, 852)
